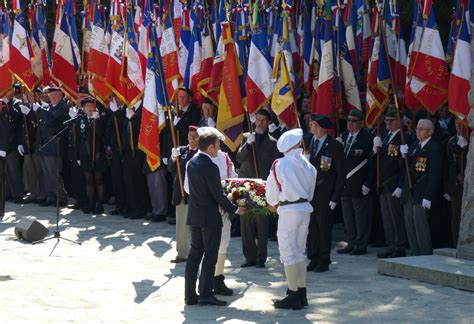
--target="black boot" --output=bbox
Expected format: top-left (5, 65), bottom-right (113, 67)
top-left (298, 288), bottom-right (308, 307)
top-left (274, 290), bottom-right (303, 310)
top-left (213, 275), bottom-right (233, 296)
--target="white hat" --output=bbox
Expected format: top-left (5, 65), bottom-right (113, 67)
top-left (277, 128), bottom-right (303, 153)
top-left (197, 127), bottom-right (225, 141)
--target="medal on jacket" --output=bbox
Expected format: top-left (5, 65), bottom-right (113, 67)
top-left (80, 121), bottom-right (86, 133)
top-left (320, 156), bottom-right (332, 171)
top-left (415, 157), bottom-right (427, 172)
top-left (388, 143), bottom-right (399, 157)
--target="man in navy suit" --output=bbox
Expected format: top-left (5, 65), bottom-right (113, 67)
top-left (184, 131), bottom-right (246, 306)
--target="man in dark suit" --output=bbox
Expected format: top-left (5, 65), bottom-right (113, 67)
top-left (400, 119), bottom-right (443, 255)
top-left (371, 108), bottom-right (411, 258)
top-left (184, 131), bottom-right (245, 306)
top-left (337, 109), bottom-right (374, 255)
top-left (174, 87), bottom-right (202, 146)
top-left (0, 98), bottom-right (10, 217)
top-left (306, 114), bottom-right (345, 272)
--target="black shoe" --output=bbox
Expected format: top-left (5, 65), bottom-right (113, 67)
top-left (199, 295), bottom-right (227, 306)
top-left (298, 288), bottom-right (308, 307)
top-left (22, 196), bottom-right (36, 204)
top-left (388, 250), bottom-right (406, 258)
top-left (274, 290), bottom-right (302, 310)
top-left (377, 250), bottom-right (394, 259)
top-left (13, 197), bottom-right (22, 204)
top-left (129, 211), bottom-right (145, 219)
top-left (314, 264), bottom-right (329, 273)
top-left (109, 209), bottom-right (121, 215)
top-left (167, 217), bottom-right (176, 225)
top-left (70, 201), bottom-right (84, 209)
top-left (350, 248), bottom-right (367, 255)
top-left (240, 261), bottom-right (256, 268)
top-left (213, 275), bottom-right (233, 296)
top-left (58, 201), bottom-right (68, 207)
top-left (185, 295), bottom-right (199, 306)
top-left (144, 213), bottom-right (151, 220)
top-left (40, 200), bottom-right (53, 207)
top-left (307, 260), bottom-right (318, 271)
top-left (170, 256), bottom-right (187, 263)
top-left (337, 245), bottom-right (354, 254)
top-left (93, 203), bottom-right (104, 214)
top-left (151, 214), bottom-right (166, 222)
top-left (83, 206), bottom-right (92, 214)
top-left (255, 263), bottom-right (265, 268)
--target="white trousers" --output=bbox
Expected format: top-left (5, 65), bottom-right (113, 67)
top-left (218, 215), bottom-right (232, 254)
top-left (277, 210), bottom-right (310, 265)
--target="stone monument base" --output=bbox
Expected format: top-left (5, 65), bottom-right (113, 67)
top-left (457, 243), bottom-right (474, 261)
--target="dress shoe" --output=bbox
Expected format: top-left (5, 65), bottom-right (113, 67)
top-left (93, 203), bottom-right (104, 214)
top-left (144, 213), bottom-right (151, 220)
top-left (240, 261), bottom-right (256, 268)
top-left (13, 197), bottom-right (22, 204)
top-left (306, 260), bottom-right (318, 271)
top-left (298, 287), bottom-right (308, 307)
top-left (388, 250), bottom-right (406, 258)
top-left (199, 295), bottom-right (227, 306)
top-left (350, 248), bottom-right (367, 255)
top-left (274, 290), bottom-right (302, 310)
top-left (213, 275), bottom-right (233, 296)
top-left (151, 214), bottom-right (166, 222)
top-left (22, 196), bottom-right (36, 204)
top-left (70, 201), bottom-right (84, 209)
top-left (129, 211), bottom-right (145, 219)
top-left (40, 200), bottom-right (53, 207)
top-left (109, 209), bottom-right (121, 216)
top-left (337, 245), bottom-right (354, 254)
top-left (35, 198), bottom-right (46, 205)
top-left (255, 263), bottom-right (265, 268)
top-left (314, 264), bottom-right (329, 273)
top-left (185, 295), bottom-right (199, 306)
top-left (170, 256), bottom-right (187, 263)
top-left (377, 250), bottom-right (394, 259)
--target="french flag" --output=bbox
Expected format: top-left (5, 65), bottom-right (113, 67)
top-left (0, 7), bottom-right (12, 97)
top-left (449, 1), bottom-right (471, 120)
top-left (197, 20), bottom-right (214, 101)
top-left (137, 0), bottom-right (150, 81)
top-left (29, 5), bottom-right (43, 85)
top-left (183, 8), bottom-right (202, 103)
top-left (125, 7), bottom-right (144, 94)
top-left (302, 9), bottom-right (313, 93)
top-left (160, 6), bottom-right (181, 101)
top-left (310, 15), bottom-right (323, 114)
top-left (35, 3), bottom-right (51, 86)
top-left (247, 9), bottom-right (273, 115)
top-left (177, 3), bottom-right (191, 84)
top-left (10, 2), bottom-right (38, 91)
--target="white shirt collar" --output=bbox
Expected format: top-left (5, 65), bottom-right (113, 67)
top-left (181, 104), bottom-right (190, 113)
top-left (420, 137), bottom-right (431, 149)
top-left (388, 129), bottom-right (400, 140)
top-left (348, 129), bottom-right (360, 139)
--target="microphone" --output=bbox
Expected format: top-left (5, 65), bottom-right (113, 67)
top-left (63, 109), bottom-right (85, 125)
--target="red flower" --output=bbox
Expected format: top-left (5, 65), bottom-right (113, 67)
top-left (232, 191), bottom-right (240, 200)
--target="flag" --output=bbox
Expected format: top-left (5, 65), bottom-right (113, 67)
top-left (197, 17), bottom-right (214, 101)
top-left (51, 0), bottom-right (79, 101)
top-left (449, 0), bottom-right (471, 120)
top-left (137, 0), bottom-right (150, 81)
top-left (0, 7), bottom-right (11, 97)
top-left (309, 12), bottom-right (323, 114)
top-left (177, 3), bottom-right (191, 83)
top-left (29, 6), bottom-right (43, 85)
top-left (81, 0), bottom-right (94, 75)
top-left (247, 6), bottom-right (273, 114)
top-left (124, 7), bottom-right (145, 93)
top-left (35, 3), bottom-right (51, 86)
top-left (406, 0), bottom-right (449, 113)
top-left (183, 6), bottom-right (202, 103)
top-left (234, 1), bottom-right (249, 102)
top-left (138, 21), bottom-right (168, 171)
top-left (10, 2), bottom-right (38, 91)
top-left (216, 22), bottom-right (245, 151)
top-left (271, 10), bottom-right (298, 129)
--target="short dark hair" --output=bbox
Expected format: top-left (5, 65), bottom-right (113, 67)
top-left (198, 133), bottom-right (219, 151)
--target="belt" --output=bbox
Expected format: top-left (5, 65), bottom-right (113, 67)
top-left (279, 198), bottom-right (309, 207)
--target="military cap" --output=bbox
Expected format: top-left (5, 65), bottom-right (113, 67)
top-left (310, 114), bottom-right (334, 129)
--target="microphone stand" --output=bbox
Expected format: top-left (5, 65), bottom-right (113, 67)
top-left (33, 118), bottom-right (82, 249)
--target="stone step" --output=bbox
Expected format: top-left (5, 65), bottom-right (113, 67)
top-left (378, 255), bottom-right (474, 292)
top-left (433, 248), bottom-right (457, 258)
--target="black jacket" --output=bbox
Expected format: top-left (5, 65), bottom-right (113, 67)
top-left (174, 104), bottom-right (201, 146)
top-left (186, 153), bottom-right (238, 228)
top-left (309, 135), bottom-right (345, 203)
top-left (36, 99), bottom-right (69, 155)
top-left (18, 104), bottom-right (40, 154)
top-left (444, 135), bottom-right (468, 196)
top-left (105, 107), bottom-right (126, 155)
top-left (121, 107), bottom-right (142, 159)
top-left (341, 128), bottom-right (373, 197)
top-left (0, 99), bottom-right (21, 153)
top-left (401, 138), bottom-right (443, 204)
top-left (168, 145), bottom-right (198, 206)
top-left (76, 116), bottom-right (107, 171)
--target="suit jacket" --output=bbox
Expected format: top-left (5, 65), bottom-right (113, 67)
top-left (186, 153), bottom-right (238, 228)
top-left (18, 104), bottom-right (40, 154)
top-left (121, 107), bottom-right (142, 159)
top-left (0, 99), bottom-right (21, 153)
top-left (76, 116), bottom-right (106, 171)
top-left (401, 138), bottom-right (443, 204)
top-left (36, 99), bottom-right (69, 155)
top-left (105, 107), bottom-right (126, 155)
top-left (175, 103), bottom-right (201, 146)
top-left (168, 145), bottom-right (198, 205)
top-left (341, 128), bottom-right (373, 197)
top-left (309, 135), bottom-right (345, 203)
top-left (236, 132), bottom-right (281, 179)
top-left (444, 135), bottom-right (467, 196)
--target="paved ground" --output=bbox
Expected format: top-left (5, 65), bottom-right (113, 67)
top-left (0, 202), bottom-right (473, 323)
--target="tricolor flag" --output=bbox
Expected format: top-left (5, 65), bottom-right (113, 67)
top-left (234, 1), bottom-right (249, 101)
top-left (29, 5), bottom-right (43, 85)
top-left (51, 0), bottom-right (79, 101)
top-left (247, 7), bottom-right (273, 114)
top-left (10, 2), bottom-right (38, 91)
top-left (35, 3), bottom-right (51, 86)
top-left (310, 13), bottom-right (323, 114)
top-left (138, 21), bottom-right (168, 171)
top-left (0, 7), bottom-right (12, 97)
top-left (216, 22), bottom-right (245, 151)
top-left (177, 3), bottom-right (191, 83)
top-left (449, 0), bottom-right (471, 120)
top-left (137, 0), bottom-right (150, 81)
top-left (197, 18), bottom-right (214, 101)
top-left (406, 0), bottom-right (449, 113)
top-left (160, 3), bottom-right (181, 101)
top-left (124, 7), bottom-right (145, 94)
top-left (183, 6), bottom-right (202, 103)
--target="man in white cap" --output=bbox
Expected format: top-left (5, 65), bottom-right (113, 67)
top-left (266, 128), bottom-right (317, 310)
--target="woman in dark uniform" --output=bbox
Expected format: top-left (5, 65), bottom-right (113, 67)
top-left (76, 97), bottom-right (107, 214)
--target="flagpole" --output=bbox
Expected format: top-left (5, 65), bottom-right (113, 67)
top-left (245, 112), bottom-right (260, 178)
top-left (376, 2), bottom-right (412, 190)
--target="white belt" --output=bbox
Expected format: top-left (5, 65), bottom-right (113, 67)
top-left (346, 158), bottom-right (368, 179)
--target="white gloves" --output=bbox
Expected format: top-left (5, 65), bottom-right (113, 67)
top-left (400, 144), bottom-right (409, 156)
top-left (336, 137), bottom-right (343, 144)
top-left (126, 108), bottom-right (135, 120)
top-left (207, 117), bottom-right (216, 127)
top-left (17, 145), bottom-right (24, 156)
top-left (443, 193), bottom-right (451, 201)
top-left (422, 199), bottom-right (431, 210)
top-left (392, 187), bottom-right (402, 198)
top-left (32, 103), bottom-right (41, 111)
top-left (0, 150), bottom-right (5, 158)
top-left (110, 99), bottom-right (119, 112)
top-left (269, 123), bottom-right (278, 133)
top-left (173, 116), bottom-right (181, 126)
top-left (362, 185), bottom-right (371, 196)
top-left (132, 99), bottom-right (142, 111)
top-left (246, 133), bottom-right (256, 144)
top-left (329, 201), bottom-right (337, 210)
top-left (69, 108), bottom-right (77, 118)
top-left (91, 111), bottom-right (100, 119)
top-left (77, 160), bottom-right (81, 166)
top-left (373, 136), bottom-right (382, 153)
top-left (162, 157), bottom-right (168, 165)
top-left (171, 147), bottom-right (180, 161)
top-left (19, 104), bottom-right (30, 115)
top-left (457, 136), bottom-right (468, 148)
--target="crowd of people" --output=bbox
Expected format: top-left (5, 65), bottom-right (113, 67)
top-left (0, 82), bottom-right (469, 309)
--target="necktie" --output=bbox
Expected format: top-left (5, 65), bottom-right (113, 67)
top-left (383, 132), bottom-right (392, 146)
top-left (312, 139), bottom-right (320, 157)
top-left (344, 135), bottom-right (353, 157)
